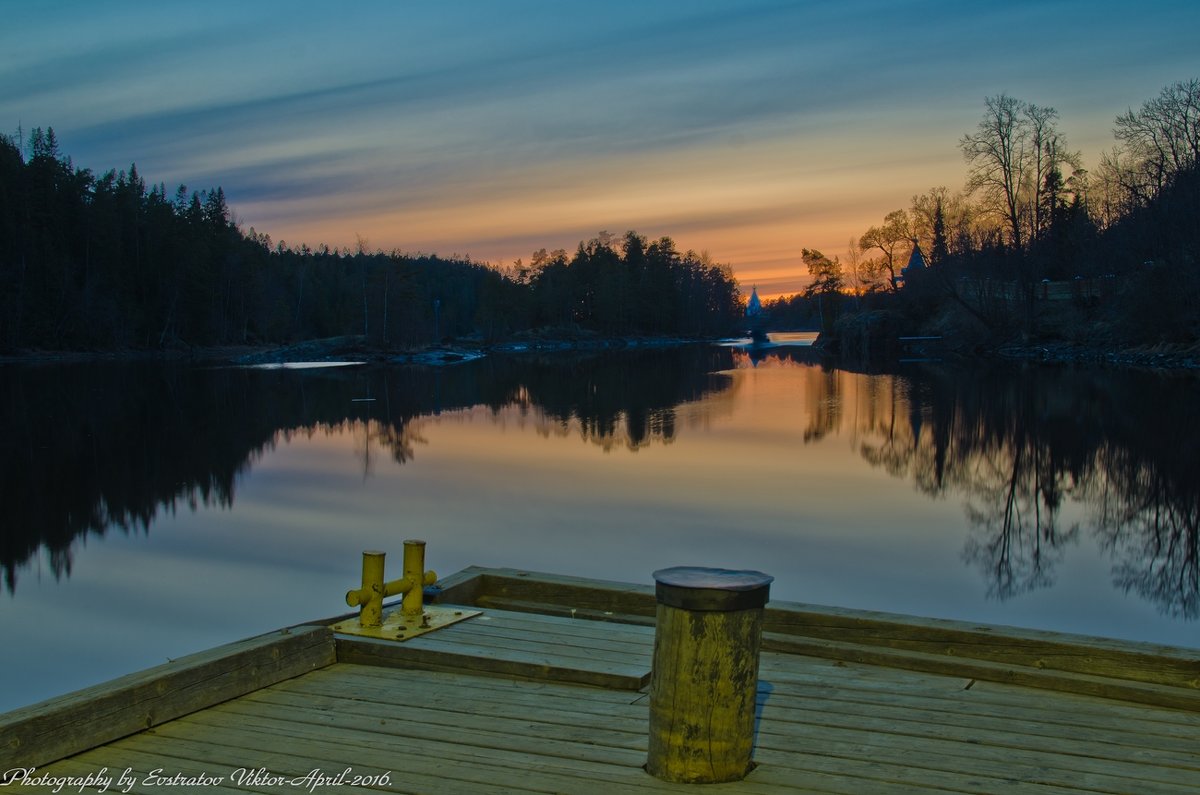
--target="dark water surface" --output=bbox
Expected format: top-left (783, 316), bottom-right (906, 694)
top-left (2, 338), bottom-right (1197, 710)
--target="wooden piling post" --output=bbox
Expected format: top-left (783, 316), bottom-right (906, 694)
top-left (646, 566), bottom-right (773, 784)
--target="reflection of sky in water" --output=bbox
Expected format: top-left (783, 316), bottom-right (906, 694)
top-left (2, 358), bottom-right (1194, 711)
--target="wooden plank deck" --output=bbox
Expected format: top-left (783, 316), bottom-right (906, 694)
top-left (336, 606), bottom-right (654, 690)
top-left (439, 567), bottom-right (1200, 709)
top-left (5, 568), bottom-right (1199, 794)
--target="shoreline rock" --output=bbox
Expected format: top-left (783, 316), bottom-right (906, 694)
top-left (990, 341), bottom-right (1200, 370)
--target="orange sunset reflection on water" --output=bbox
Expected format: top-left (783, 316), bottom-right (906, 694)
top-left (229, 353), bottom-right (1065, 622)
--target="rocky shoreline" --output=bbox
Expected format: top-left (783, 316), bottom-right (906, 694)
top-left (0, 333), bottom-right (706, 367)
top-left (4, 334), bottom-right (1199, 371)
top-left (990, 341), bottom-right (1200, 370)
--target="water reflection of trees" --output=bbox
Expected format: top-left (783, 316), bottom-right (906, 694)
top-left (506, 348), bottom-right (733, 452)
top-left (0, 346), bottom-right (734, 592)
top-left (777, 350), bottom-right (1199, 618)
top-left (1095, 458), bottom-right (1199, 619)
top-left (1, 364), bottom-right (273, 593)
top-left (8, 346), bottom-right (1195, 618)
top-left (1086, 377), bottom-right (1200, 620)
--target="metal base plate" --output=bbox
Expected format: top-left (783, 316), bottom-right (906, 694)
top-left (331, 604), bottom-right (481, 641)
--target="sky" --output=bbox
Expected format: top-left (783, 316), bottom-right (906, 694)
top-left (3, 1), bottom-right (1198, 297)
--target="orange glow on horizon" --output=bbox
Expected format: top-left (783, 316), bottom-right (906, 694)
top-left (236, 127), bottom-right (967, 301)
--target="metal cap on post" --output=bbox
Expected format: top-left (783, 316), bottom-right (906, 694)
top-left (646, 566), bottom-right (773, 784)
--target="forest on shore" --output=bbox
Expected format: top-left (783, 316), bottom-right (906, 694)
top-left (765, 79), bottom-right (1200, 357)
top-left (2, 78), bottom-right (1196, 360)
top-left (0, 131), bottom-right (742, 353)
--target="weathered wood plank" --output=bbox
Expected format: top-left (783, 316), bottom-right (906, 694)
top-left (430, 564), bottom-right (488, 605)
top-left (440, 567), bottom-right (658, 617)
top-left (749, 738), bottom-right (1190, 795)
top-left (755, 690), bottom-right (1200, 778)
top-left (232, 689), bottom-right (649, 753)
top-left (761, 667), bottom-right (1200, 742)
top-left (77, 728), bottom-right (518, 795)
top-left (335, 633), bottom-right (649, 689)
top-left (403, 626), bottom-right (647, 670)
top-left (477, 595), bottom-right (658, 626)
top-left (274, 679), bottom-right (650, 748)
top-left (0, 625), bottom-right (335, 770)
top-left (393, 626), bottom-right (635, 667)
top-left (332, 604), bottom-right (654, 688)
top-left (964, 677), bottom-right (1200, 728)
top-left (428, 612), bottom-right (654, 663)
top-left (456, 606), bottom-right (656, 648)
top-left (754, 709), bottom-right (1200, 792)
top-left (239, 671), bottom-right (645, 760)
top-left (763, 677), bottom-right (1200, 754)
top-left (763, 604), bottom-right (1200, 690)
top-left (766, 633), bottom-right (1200, 711)
top-left (451, 568), bottom-right (1200, 694)
top-left (180, 687), bottom-right (1125, 795)
top-left (144, 707), bottom-right (791, 795)
top-left (760, 648), bottom-right (1200, 710)
top-left (295, 663), bottom-right (647, 712)
top-left (331, 661), bottom-right (645, 707)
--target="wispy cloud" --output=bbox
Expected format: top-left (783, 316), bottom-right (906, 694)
top-left (4, 0), bottom-right (1198, 295)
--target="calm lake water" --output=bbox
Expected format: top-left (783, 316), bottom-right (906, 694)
top-left (2, 334), bottom-right (1197, 711)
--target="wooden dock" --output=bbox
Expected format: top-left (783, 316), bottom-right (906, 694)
top-left (4, 567), bottom-right (1199, 794)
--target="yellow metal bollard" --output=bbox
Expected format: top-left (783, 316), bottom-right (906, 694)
top-left (400, 539), bottom-right (435, 619)
top-left (345, 541), bottom-right (437, 628)
top-left (646, 566), bottom-right (773, 784)
top-left (345, 550), bottom-right (388, 627)
top-left (337, 542), bottom-right (478, 641)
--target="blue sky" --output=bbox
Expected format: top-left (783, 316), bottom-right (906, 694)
top-left (3, 1), bottom-right (1197, 294)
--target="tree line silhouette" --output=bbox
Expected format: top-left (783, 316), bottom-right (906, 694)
top-left (0, 131), bottom-right (742, 352)
top-left (766, 79), bottom-right (1200, 351)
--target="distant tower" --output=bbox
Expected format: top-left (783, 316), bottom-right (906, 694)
top-left (895, 239), bottom-right (927, 288)
top-left (746, 286), bottom-right (762, 318)
top-left (745, 286), bottom-right (767, 343)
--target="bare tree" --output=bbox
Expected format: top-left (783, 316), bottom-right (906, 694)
top-left (859, 208), bottom-right (912, 288)
top-left (1094, 146), bottom-right (1144, 223)
top-left (1112, 78), bottom-right (1200, 201)
top-left (961, 94), bottom-right (1029, 249)
top-left (844, 238), bottom-right (884, 300)
top-left (1027, 103), bottom-right (1082, 240)
top-left (960, 95), bottom-right (1079, 249)
top-left (908, 186), bottom-right (976, 259)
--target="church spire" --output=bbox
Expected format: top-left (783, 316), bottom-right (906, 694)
top-left (746, 286), bottom-right (762, 317)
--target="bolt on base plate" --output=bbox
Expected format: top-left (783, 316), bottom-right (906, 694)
top-left (331, 604), bottom-right (482, 641)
